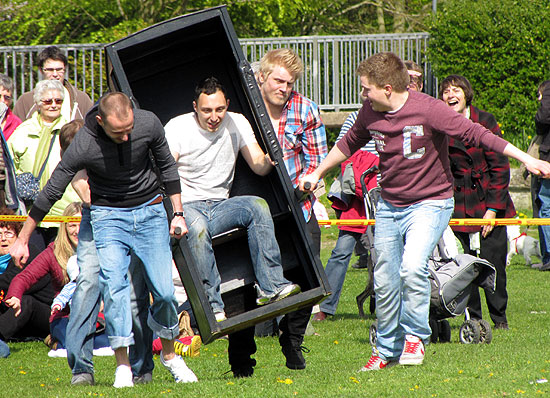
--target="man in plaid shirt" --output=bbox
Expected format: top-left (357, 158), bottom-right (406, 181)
top-left (258, 48), bottom-right (326, 369)
top-left (224, 48), bottom-right (326, 375)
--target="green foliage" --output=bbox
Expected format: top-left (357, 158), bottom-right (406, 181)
top-left (428, 0), bottom-right (550, 151)
top-left (0, 0), bottom-right (436, 47)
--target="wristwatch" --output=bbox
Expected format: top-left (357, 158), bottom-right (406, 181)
top-left (173, 211), bottom-right (185, 218)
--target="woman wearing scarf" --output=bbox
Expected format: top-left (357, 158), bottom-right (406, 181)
top-left (8, 80), bottom-right (80, 249)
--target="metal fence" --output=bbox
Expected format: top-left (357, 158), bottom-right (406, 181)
top-left (0, 32), bottom-right (433, 111)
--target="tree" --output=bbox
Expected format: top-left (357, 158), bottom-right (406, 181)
top-left (0, 0), bottom-right (434, 46)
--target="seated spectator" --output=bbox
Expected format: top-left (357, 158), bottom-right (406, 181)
top-left (13, 46), bottom-right (92, 122)
top-left (164, 77), bottom-right (300, 322)
top-left (46, 254), bottom-right (113, 358)
top-left (0, 207), bottom-right (55, 344)
top-left (8, 80), bottom-right (80, 249)
top-left (4, 203), bottom-right (91, 349)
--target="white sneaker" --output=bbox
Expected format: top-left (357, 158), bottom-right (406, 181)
top-left (399, 334), bottom-right (425, 366)
top-left (214, 311), bottom-right (227, 322)
top-left (93, 347), bottom-right (115, 356)
top-left (47, 348), bottom-right (67, 358)
top-left (160, 352), bottom-right (198, 383)
top-left (256, 283), bottom-right (301, 305)
top-left (113, 365), bottom-right (134, 388)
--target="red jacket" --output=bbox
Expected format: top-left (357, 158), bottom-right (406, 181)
top-left (7, 242), bottom-right (70, 323)
top-left (1, 108), bottom-right (22, 140)
top-left (331, 150), bottom-right (379, 233)
top-left (449, 105), bottom-right (516, 233)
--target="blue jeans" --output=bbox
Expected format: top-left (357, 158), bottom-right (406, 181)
top-left (320, 230), bottom-right (361, 315)
top-left (182, 196), bottom-right (291, 313)
top-left (373, 198), bottom-right (453, 360)
top-left (91, 201), bottom-right (179, 349)
top-left (66, 207), bottom-right (154, 376)
top-left (538, 179), bottom-right (550, 264)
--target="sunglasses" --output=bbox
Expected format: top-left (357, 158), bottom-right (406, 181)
top-left (42, 67), bottom-right (65, 73)
top-left (41, 98), bottom-right (64, 105)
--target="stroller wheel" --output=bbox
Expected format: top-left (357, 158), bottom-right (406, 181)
top-left (459, 320), bottom-right (481, 344)
top-left (369, 320), bottom-right (378, 346)
top-left (429, 318), bottom-right (439, 343)
top-left (438, 320), bottom-right (451, 343)
top-left (477, 319), bottom-right (493, 344)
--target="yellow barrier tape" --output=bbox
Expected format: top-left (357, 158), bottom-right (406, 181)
top-left (0, 215), bottom-right (549, 226)
top-left (317, 218), bottom-right (550, 226)
top-left (0, 215), bottom-right (82, 223)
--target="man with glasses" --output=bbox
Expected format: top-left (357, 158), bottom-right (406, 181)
top-left (13, 46), bottom-right (92, 122)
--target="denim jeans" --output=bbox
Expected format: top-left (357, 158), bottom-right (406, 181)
top-left (373, 197), bottom-right (454, 360)
top-left (182, 196), bottom-right (290, 313)
top-left (67, 207), bottom-right (154, 376)
top-left (66, 208), bottom-right (101, 375)
top-left (538, 179), bottom-right (550, 264)
top-left (320, 230), bottom-right (362, 315)
top-left (91, 201), bottom-right (179, 349)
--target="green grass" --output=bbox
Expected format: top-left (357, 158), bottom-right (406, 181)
top-left (3, 220), bottom-right (550, 398)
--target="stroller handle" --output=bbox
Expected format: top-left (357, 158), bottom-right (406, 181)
top-left (360, 165), bottom-right (379, 196)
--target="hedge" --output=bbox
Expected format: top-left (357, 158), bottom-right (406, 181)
top-left (428, 0), bottom-right (550, 151)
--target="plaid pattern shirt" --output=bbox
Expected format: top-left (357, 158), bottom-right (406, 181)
top-left (277, 91), bottom-right (327, 221)
top-left (449, 105), bottom-right (516, 233)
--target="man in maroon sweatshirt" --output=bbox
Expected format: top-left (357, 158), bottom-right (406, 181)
top-left (300, 52), bottom-right (550, 371)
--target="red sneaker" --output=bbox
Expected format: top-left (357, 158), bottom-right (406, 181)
top-left (399, 334), bottom-right (425, 365)
top-left (359, 349), bottom-right (395, 371)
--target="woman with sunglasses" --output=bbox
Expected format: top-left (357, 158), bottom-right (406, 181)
top-left (7, 80), bottom-right (81, 250)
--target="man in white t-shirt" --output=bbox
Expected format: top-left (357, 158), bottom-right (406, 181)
top-left (165, 77), bottom-right (300, 327)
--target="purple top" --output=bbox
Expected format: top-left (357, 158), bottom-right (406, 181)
top-left (337, 90), bottom-right (508, 207)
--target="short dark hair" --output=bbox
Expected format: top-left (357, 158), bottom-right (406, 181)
top-left (538, 80), bottom-right (550, 97)
top-left (356, 52), bottom-right (409, 92)
top-left (59, 119), bottom-right (84, 155)
top-left (194, 77), bottom-right (227, 103)
top-left (38, 46), bottom-right (68, 68)
top-left (438, 75), bottom-right (474, 106)
top-left (0, 207), bottom-right (21, 236)
top-left (98, 92), bottom-right (132, 121)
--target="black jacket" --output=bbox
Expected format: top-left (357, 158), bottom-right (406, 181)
top-left (536, 85), bottom-right (550, 162)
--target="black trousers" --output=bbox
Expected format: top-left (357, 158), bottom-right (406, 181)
top-left (0, 295), bottom-right (51, 341)
top-left (455, 226), bottom-right (508, 324)
top-left (228, 213), bottom-right (321, 369)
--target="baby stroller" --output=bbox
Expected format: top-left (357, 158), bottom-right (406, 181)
top-left (427, 235), bottom-right (497, 344)
top-left (355, 166), bottom-right (380, 319)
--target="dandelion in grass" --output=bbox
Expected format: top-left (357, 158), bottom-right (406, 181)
top-left (19, 371), bottom-right (26, 375)
top-left (517, 390), bottom-right (525, 394)
top-left (349, 376), bottom-right (359, 384)
top-left (227, 381), bottom-right (234, 385)
top-left (334, 340), bottom-right (339, 345)
top-left (458, 370), bottom-right (464, 374)
top-left (277, 377), bottom-right (293, 384)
